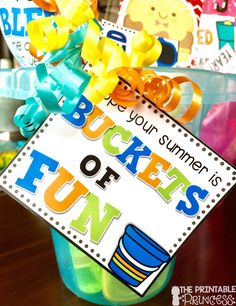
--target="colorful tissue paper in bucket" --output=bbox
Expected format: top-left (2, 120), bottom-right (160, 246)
top-left (69, 244), bottom-right (102, 294)
top-left (200, 102), bottom-right (236, 165)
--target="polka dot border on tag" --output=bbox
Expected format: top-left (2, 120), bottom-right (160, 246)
top-left (1, 83), bottom-right (236, 260)
top-left (102, 20), bottom-right (137, 35)
top-left (1, 114), bottom-right (106, 264)
top-left (115, 81), bottom-right (236, 255)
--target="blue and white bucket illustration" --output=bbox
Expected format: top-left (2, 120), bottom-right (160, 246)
top-left (216, 20), bottom-right (235, 50)
top-left (109, 224), bottom-right (170, 287)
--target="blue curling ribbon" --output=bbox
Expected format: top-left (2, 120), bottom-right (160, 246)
top-left (11, 22), bottom-right (92, 138)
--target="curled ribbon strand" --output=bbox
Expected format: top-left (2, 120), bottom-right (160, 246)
top-left (32, 0), bottom-right (58, 12)
top-left (55, 0), bottom-right (95, 28)
top-left (28, 15), bottom-right (70, 53)
top-left (14, 0), bottom-right (202, 137)
top-left (172, 76), bottom-right (202, 124)
top-left (27, 12), bottom-right (162, 105)
top-left (32, 0), bottom-right (98, 17)
top-left (111, 69), bottom-right (202, 124)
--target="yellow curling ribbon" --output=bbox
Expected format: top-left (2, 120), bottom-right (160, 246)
top-left (131, 31), bottom-right (162, 67)
top-left (80, 18), bottom-right (161, 104)
top-left (55, 0), bottom-right (95, 28)
top-left (82, 26), bottom-right (122, 102)
top-left (28, 0), bottom-right (162, 103)
top-left (28, 15), bottom-right (70, 52)
top-left (28, 0), bottom-right (95, 55)
top-left (28, 0), bottom-right (201, 123)
top-left (81, 18), bottom-right (101, 65)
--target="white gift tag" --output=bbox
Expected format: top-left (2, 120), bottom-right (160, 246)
top-left (0, 87), bottom-right (235, 296)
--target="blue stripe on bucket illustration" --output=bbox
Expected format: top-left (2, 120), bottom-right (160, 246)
top-left (109, 224), bottom-right (170, 287)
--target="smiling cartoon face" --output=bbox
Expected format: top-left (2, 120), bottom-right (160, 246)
top-left (124, 0), bottom-right (195, 40)
top-left (123, 0), bottom-right (196, 62)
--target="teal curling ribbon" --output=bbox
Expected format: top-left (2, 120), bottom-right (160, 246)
top-left (14, 99), bottom-right (48, 139)
top-left (12, 22), bottom-right (91, 138)
top-left (37, 50), bottom-right (90, 113)
top-left (42, 22), bottom-right (89, 65)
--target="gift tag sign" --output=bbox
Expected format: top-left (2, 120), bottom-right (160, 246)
top-left (0, 87), bottom-right (236, 296)
top-left (116, 0), bottom-right (205, 65)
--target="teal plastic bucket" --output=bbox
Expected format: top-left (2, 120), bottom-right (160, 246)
top-left (1, 66), bottom-right (236, 305)
top-left (51, 229), bottom-right (175, 305)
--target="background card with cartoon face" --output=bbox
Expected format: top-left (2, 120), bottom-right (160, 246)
top-left (117, 0), bottom-right (204, 66)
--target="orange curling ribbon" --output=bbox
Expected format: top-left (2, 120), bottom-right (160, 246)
top-left (29, 43), bottom-right (44, 62)
top-left (32, 0), bottom-right (99, 17)
top-left (144, 75), bottom-right (182, 113)
top-left (32, 0), bottom-right (58, 12)
top-left (111, 69), bottom-right (202, 124)
top-left (118, 68), bottom-right (144, 94)
top-left (172, 76), bottom-right (202, 124)
top-left (110, 68), bottom-right (144, 107)
top-left (28, 0), bottom-right (200, 123)
top-left (90, 0), bottom-right (99, 18)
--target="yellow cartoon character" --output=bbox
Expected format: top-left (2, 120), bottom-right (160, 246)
top-left (123, 0), bottom-right (196, 63)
